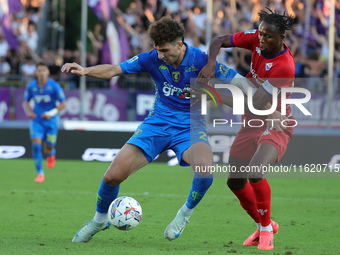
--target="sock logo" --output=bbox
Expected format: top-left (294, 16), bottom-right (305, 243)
top-left (191, 191), bottom-right (202, 201)
top-left (96, 194), bottom-right (102, 205)
top-left (257, 209), bottom-right (268, 216)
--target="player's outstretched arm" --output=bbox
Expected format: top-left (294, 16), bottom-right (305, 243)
top-left (61, 62), bottom-right (123, 80)
top-left (198, 35), bottom-right (233, 80)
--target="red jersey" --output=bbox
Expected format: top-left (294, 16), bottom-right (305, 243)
top-left (231, 29), bottom-right (295, 119)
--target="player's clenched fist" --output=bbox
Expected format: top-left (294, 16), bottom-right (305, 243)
top-left (61, 62), bottom-right (85, 76)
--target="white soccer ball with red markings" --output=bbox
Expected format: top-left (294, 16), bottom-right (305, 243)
top-left (108, 196), bottom-right (142, 230)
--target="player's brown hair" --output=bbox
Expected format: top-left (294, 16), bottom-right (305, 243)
top-left (36, 62), bottom-right (49, 68)
top-left (148, 17), bottom-right (185, 46)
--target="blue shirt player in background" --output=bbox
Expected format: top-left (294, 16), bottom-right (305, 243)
top-left (24, 62), bottom-right (66, 183)
top-left (61, 17), bottom-right (238, 243)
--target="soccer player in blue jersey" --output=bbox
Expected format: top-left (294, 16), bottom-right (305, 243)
top-left (24, 62), bottom-right (66, 182)
top-left (61, 17), bottom-right (238, 243)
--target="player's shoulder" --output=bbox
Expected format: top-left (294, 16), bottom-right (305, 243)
top-left (26, 79), bottom-right (37, 89)
top-left (268, 48), bottom-right (295, 78)
top-left (243, 29), bottom-right (258, 35)
top-left (275, 46), bottom-right (295, 67)
top-left (185, 44), bottom-right (207, 66)
top-left (47, 78), bottom-right (61, 87)
top-left (133, 50), bottom-right (159, 66)
top-left (187, 45), bottom-right (205, 57)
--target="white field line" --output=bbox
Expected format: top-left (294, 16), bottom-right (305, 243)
top-left (5, 189), bottom-right (340, 202)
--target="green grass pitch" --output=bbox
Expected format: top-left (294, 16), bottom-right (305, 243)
top-left (1, 159), bottom-right (339, 255)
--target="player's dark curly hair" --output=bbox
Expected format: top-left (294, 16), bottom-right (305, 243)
top-left (258, 8), bottom-right (295, 34)
top-left (148, 17), bottom-right (185, 46)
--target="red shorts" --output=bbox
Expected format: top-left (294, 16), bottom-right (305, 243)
top-left (229, 126), bottom-right (293, 163)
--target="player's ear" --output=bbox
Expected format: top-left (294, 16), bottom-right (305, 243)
top-left (176, 41), bottom-right (183, 49)
top-left (280, 33), bottom-right (285, 41)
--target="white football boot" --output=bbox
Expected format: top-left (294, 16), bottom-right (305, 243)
top-left (72, 220), bottom-right (111, 243)
top-left (164, 208), bottom-right (191, 241)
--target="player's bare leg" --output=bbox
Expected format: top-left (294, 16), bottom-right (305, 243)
top-left (165, 142), bottom-right (213, 240)
top-left (72, 144), bottom-right (149, 243)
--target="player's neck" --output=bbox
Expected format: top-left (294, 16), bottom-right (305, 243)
top-left (173, 44), bottom-right (187, 69)
top-left (37, 79), bottom-right (47, 87)
top-left (268, 44), bottom-right (285, 58)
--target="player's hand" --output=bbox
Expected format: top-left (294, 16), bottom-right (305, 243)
top-left (197, 62), bottom-right (216, 80)
top-left (267, 110), bottom-right (287, 132)
top-left (185, 84), bottom-right (213, 107)
top-left (41, 114), bottom-right (52, 120)
top-left (61, 62), bottom-right (85, 76)
top-left (28, 112), bottom-right (36, 119)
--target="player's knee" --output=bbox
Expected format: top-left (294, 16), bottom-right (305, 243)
top-left (32, 143), bottom-right (41, 153)
top-left (43, 144), bottom-right (53, 154)
top-left (248, 171), bottom-right (264, 180)
top-left (44, 148), bottom-right (53, 155)
top-left (191, 160), bottom-right (213, 174)
top-left (103, 171), bottom-right (127, 186)
top-left (227, 178), bottom-right (247, 191)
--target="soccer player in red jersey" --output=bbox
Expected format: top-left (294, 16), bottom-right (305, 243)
top-left (198, 8), bottom-right (296, 250)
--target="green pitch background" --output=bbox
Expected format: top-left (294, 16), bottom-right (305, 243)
top-left (1, 159), bottom-right (339, 255)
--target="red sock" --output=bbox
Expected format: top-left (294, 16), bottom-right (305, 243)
top-left (231, 181), bottom-right (261, 223)
top-left (250, 178), bottom-right (271, 227)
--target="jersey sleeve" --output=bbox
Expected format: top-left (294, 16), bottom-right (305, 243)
top-left (214, 62), bottom-right (237, 82)
top-left (119, 52), bottom-right (151, 74)
top-left (24, 83), bottom-right (32, 101)
top-left (231, 30), bottom-right (259, 51)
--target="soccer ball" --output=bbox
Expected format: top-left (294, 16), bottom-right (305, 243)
top-left (108, 196), bottom-right (142, 230)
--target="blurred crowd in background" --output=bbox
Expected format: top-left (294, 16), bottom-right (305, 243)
top-left (0, 0), bottom-right (340, 93)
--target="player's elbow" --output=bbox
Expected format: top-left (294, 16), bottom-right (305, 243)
top-left (59, 101), bottom-right (67, 111)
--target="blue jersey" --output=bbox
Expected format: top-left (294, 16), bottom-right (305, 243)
top-left (120, 43), bottom-right (237, 125)
top-left (24, 78), bottom-right (66, 122)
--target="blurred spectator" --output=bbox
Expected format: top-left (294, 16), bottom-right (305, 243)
top-left (41, 50), bottom-right (62, 81)
top-left (5, 49), bottom-right (20, 74)
top-left (87, 23), bottom-right (103, 63)
top-left (0, 33), bottom-right (9, 58)
top-left (16, 40), bottom-right (33, 63)
top-left (0, 56), bottom-right (11, 80)
top-left (21, 22), bottom-right (39, 51)
top-left (0, 0), bottom-right (339, 93)
top-left (21, 57), bottom-right (36, 83)
top-left (303, 51), bottom-right (327, 93)
top-left (123, 4), bottom-right (138, 27)
top-left (60, 49), bottom-right (78, 89)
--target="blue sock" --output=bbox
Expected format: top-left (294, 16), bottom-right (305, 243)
top-left (96, 179), bottom-right (120, 213)
top-left (47, 148), bottom-right (55, 157)
top-left (185, 172), bottom-right (213, 209)
top-left (32, 143), bottom-right (43, 175)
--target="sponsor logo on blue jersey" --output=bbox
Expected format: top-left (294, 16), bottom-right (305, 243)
top-left (35, 95), bottom-right (51, 103)
top-left (127, 55), bottom-right (138, 63)
top-left (163, 82), bottom-right (185, 99)
top-left (186, 64), bottom-right (198, 72)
